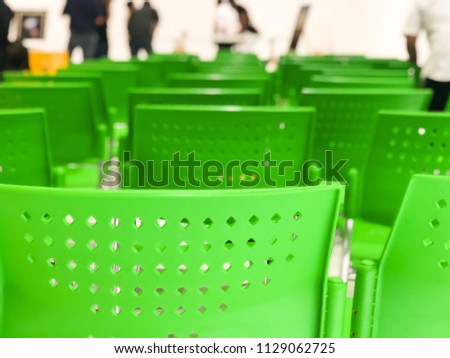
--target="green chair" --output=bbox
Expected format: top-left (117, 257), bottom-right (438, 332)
top-left (0, 83), bottom-right (107, 187)
top-left (310, 75), bottom-right (416, 89)
top-left (352, 111), bottom-right (450, 262)
top-left (121, 105), bottom-right (316, 189)
top-left (2, 71), bottom-right (109, 130)
top-left (320, 69), bottom-right (411, 78)
top-left (166, 73), bottom-right (274, 104)
top-left (352, 175), bottom-right (450, 337)
top-left (62, 64), bottom-right (140, 123)
top-left (0, 109), bottom-right (62, 187)
top-left (0, 183), bottom-right (346, 337)
top-left (298, 89), bottom-right (432, 183)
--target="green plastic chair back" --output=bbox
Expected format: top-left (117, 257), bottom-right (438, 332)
top-left (365, 175), bottom-right (450, 337)
top-left (0, 109), bottom-right (53, 186)
top-left (310, 76), bottom-right (415, 89)
top-left (0, 83), bottom-right (105, 166)
top-left (63, 64), bottom-right (140, 122)
top-left (2, 71), bottom-right (108, 128)
top-left (124, 105), bottom-right (316, 189)
top-left (298, 89), bottom-right (432, 182)
top-left (361, 111), bottom-right (450, 226)
top-left (320, 69), bottom-right (411, 78)
top-left (0, 184), bottom-right (343, 337)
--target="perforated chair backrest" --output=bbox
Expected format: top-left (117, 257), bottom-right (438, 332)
top-left (310, 76), bottom-right (415, 89)
top-left (0, 109), bottom-right (53, 186)
top-left (372, 175), bottom-right (450, 337)
top-left (125, 105), bottom-right (315, 189)
top-left (0, 83), bottom-right (103, 165)
top-left (299, 89), bottom-right (432, 181)
top-left (63, 64), bottom-right (140, 121)
top-left (3, 72), bottom-right (108, 127)
top-left (361, 111), bottom-right (450, 226)
top-left (0, 184), bottom-right (342, 337)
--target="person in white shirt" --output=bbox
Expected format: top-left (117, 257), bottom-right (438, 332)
top-left (404, 0), bottom-right (450, 111)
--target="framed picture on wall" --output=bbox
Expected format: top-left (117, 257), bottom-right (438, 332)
top-left (15, 11), bottom-right (47, 40)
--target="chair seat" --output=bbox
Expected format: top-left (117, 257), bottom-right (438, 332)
top-left (352, 218), bottom-right (391, 263)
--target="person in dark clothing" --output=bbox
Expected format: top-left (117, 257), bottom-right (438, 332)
top-left (0, 0), bottom-right (12, 78)
top-left (95, 0), bottom-right (110, 58)
top-left (128, 0), bottom-right (159, 57)
top-left (64, 0), bottom-right (105, 59)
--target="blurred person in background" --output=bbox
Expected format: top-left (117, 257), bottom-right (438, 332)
top-left (95, 0), bottom-right (110, 58)
top-left (128, 0), bottom-right (159, 57)
top-left (64, 0), bottom-right (106, 59)
top-left (404, 0), bottom-right (450, 111)
top-left (215, 0), bottom-right (258, 51)
top-left (0, 0), bottom-right (12, 79)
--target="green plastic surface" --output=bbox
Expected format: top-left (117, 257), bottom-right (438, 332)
top-left (0, 184), bottom-right (343, 337)
top-left (310, 76), bottom-right (415, 89)
top-left (298, 89), bottom-right (432, 182)
top-left (125, 105), bottom-right (315, 189)
top-left (368, 175), bottom-right (450, 337)
top-left (0, 109), bottom-right (54, 187)
top-left (0, 83), bottom-right (105, 166)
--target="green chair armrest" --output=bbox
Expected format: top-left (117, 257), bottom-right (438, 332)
top-left (323, 277), bottom-right (347, 338)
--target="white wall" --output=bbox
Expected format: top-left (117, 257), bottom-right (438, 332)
top-left (5, 0), bottom-right (430, 63)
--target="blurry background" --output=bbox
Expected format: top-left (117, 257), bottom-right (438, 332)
top-left (5, 0), bottom-right (430, 63)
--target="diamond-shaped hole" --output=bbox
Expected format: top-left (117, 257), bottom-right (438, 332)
top-left (198, 306), bottom-right (206, 314)
top-left (111, 264), bottom-right (121, 274)
top-left (247, 238), bottom-right (256, 248)
top-left (157, 217), bottom-right (167, 228)
top-left (271, 214), bottom-right (281, 224)
top-left (262, 277), bottom-right (271, 285)
top-left (244, 260), bottom-right (252, 269)
top-left (134, 265), bottom-right (143, 275)
top-left (66, 238), bottom-right (76, 249)
top-left (437, 200), bottom-right (447, 209)
top-left (430, 219), bottom-right (441, 229)
top-left (48, 258), bottom-right (56, 267)
top-left (152, 288), bottom-right (163, 297)
top-left (189, 333), bottom-right (199, 338)
top-left (134, 287), bottom-right (143, 296)
top-left (202, 242), bottom-right (212, 252)
top-left (155, 243), bottom-right (167, 253)
top-left (134, 307), bottom-right (143, 316)
top-left (203, 218), bottom-right (213, 228)
top-left (444, 241), bottom-right (450, 251)
top-left (68, 260), bottom-right (77, 270)
top-left (220, 284), bottom-right (230, 292)
top-left (112, 286), bottom-right (121, 295)
top-left (290, 233), bottom-right (298, 242)
top-left (134, 217), bottom-right (142, 228)
top-left (265, 257), bottom-right (274, 266)
top-left (180, 218), bottom-right (190, 229)
top-left (113, 306), bottom-right (121, 316)
top-left (70, 281), bottom-right (79, 291)
top-left (49, 278), bottom-right (59, 288)
top-left (155, 307), bottom-right (164, 316)
top-left (249, 215), bottom-right (259, 226)
top-left (21, 211), bottom-right (31, 222)
top-left (27, 254), bottom-right (36, 264)
top-left (222, 262), bottom-right (231, 272)
top-left (88, 216), bottom-right (97, 227)
top-left (294, 211), bottom-right (301, 220)
top-left (89, 262), bottom-right (99, 272)
top-left (219, 303), bottom-right (228, 312)
top-left (111, 217), bottom-right (120, 228)
top-left (111, 241), bottom-right (120, 252)
top-left (286, 254), bottom-right (294, 263)
top-left (90, 284), bottom-right (99, 294)
top-left (91, 304), bottom-right (100, 313)
top-left (133, 244), bottom-right (144, 253)
top-left (88, 240), bottom-right (97, 251)
top-left (200, 264), bottom-right (210, 273)
top-left (167, 333), bottom-right (176, 338)
top-left (439, 260), bottom-right (449, 270)
top-left (178, 264), bottom-right (188, 274)
top-left (156, 264), bottom-right (166, 274)
top-left (226, 217), bottom-right (236, 227)
top-left (177, 287), bottom-right (187, 295)
top-left (178, 241), bottom-right (189, 253)
top-left (199, 286), bottom-right (208, 294)
top-left (242, 280), bottom-right (250, 289)
top-left (224, 240), bottom-right (234, 250)
top-left (177, 307), bottom-right (185, 315)
top-left (42, 213), bottom-right (52, 224)
top-left (423, 237), bottom-right (434, 248)
top-left (65, 215), bottom-right (75, 225)
top-left (24, 233), bottom-right (34, 244)
top-left (44, 236), bottom-right (54, 247)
